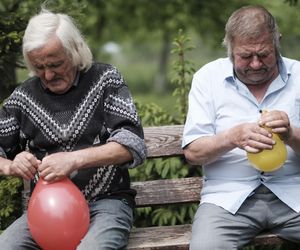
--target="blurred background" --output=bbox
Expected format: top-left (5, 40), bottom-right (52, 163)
top-left (1, 0), bottom-right (300, 116)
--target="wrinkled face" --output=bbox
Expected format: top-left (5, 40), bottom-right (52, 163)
top-left (232, 33), bottom-right (279, 86)
top-left (27, 37), bottom-right (77, 94)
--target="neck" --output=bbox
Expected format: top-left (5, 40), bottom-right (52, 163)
top-left (239, 65), bottom-right (280, 103)
top-left (245, 82), bottom-right (270, 103)
top-left (245, 73), bottom-right (279, 103)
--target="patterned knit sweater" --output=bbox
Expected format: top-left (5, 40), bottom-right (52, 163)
top-left (0, 63), bottom-right (147, 207)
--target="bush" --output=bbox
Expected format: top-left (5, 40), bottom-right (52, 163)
top-left (130, 30), bottom-right (200, 227)
top-left (0, 177), bottom-right (22, 232)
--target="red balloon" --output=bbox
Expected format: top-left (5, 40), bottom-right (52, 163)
top-left (27, 178), bottom-right (90, 250)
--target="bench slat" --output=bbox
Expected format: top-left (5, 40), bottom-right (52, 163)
top-left (127, 225), bottom-right (191, 250)
top-left (251, 233), bottom-right (285, 246)
top-left (132, 177), bottom-right (202, 207)
top-left (144, 125), bottom-right (184, 158)
top-left (127, 225), bottom-right (284, 250)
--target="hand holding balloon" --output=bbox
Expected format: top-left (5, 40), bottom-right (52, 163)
top-left (8, 152), bottom-right (40, 180)
top-left (247, 126), bottom-right (287, 171)
top-left (247, 110), bottom-right (288, 172)
top-left (38, 152), bottom-right (77, 182)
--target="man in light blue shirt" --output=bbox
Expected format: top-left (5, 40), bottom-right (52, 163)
top-left (182, 5), bottom-right (300, 249)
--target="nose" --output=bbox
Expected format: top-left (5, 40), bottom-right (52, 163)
top-left (249, 55), bottom-right (263, 69)
top-left (44, 68), bottom-right (55, 81)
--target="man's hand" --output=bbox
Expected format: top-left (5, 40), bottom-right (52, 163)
top-left (8, 152), bottom-right (40, 180)
top-left (38, 152), bottom-right (77, 182)
top-left (259, 110), bottom-right (291, 142)
top-left (229, 122), bottom-right (275, 153)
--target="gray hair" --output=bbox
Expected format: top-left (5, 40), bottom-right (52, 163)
top-left (222, 5), bottom-right (281, 60)
top-left (23, 9), bottom-right (93, 75)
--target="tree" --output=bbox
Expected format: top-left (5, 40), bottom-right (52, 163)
top-left (1, 0), bottom-right (299, 99)
top-left (0, 0), bottom-right (86, 102)
top-left (83, 0), bottom-right (237, 93)
top-left (0, 0), bottom-right (36, 100)
top-left (83, 0), bottom-right (300, 94)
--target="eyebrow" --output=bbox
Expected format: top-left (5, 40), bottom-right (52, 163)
top-left (34, 60), bottom-right (64, 68)
top-left (237, 50), bottom-right (273, 57)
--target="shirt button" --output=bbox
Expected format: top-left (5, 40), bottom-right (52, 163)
top-left (260, 172), bottom-right (264, 181)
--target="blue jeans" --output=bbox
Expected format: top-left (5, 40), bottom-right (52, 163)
top-left (0, 198), bottom-right (133, 250)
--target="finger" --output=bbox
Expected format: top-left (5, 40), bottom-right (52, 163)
top-left (43, 172), bottom-right (58, 182)
top-left (253, 126), bottom-right (272, 137)
top-left (21, 165), bottom-right (36, 179)
top-left (26, 156), bottom-right (40, 168)
top-left (13, 164), bottom-right (34, 180)
top-left (244, 145), bottom-right (260, 153)
top-left (250, 134), bottom-right (274, 147)
top-left (28, 165), bottom-right (38, 175)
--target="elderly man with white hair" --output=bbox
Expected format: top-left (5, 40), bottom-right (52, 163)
top-left (0, 8), bottom-right (146, 249)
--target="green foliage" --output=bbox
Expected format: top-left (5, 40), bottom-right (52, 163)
top-left (131, 30), bottom-right (200, 228)
top-left (0, 0), bottom-right (33, 100)
top-left (0, 0), bottom-right (87, 102)
top-left (135, 101), bottom-right (178, 127)
top-left (0, 177), bottom-right (22, 231)
top-left (171, 29), bottom-right (195, 124)
top-left (152, 204), bottom-right (198, 226)
top-left (285, 0), bottom-right (298, 5)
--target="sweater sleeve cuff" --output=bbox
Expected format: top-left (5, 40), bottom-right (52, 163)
top-left (107, 129), bottom-right (147, 168)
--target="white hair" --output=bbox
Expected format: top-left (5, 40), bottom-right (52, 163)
top-left (23, 9), bottom-right (93, 75)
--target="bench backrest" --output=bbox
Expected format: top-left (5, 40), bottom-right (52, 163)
top-left (133, 125), bottom-right (202, 207)
top-left (23, 125), bottom-right (202, 209)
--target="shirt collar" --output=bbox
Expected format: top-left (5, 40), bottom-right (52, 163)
top-left (224, 55), bottom-right (290, 85)
top-left (277, 56), bottom-right (289, 82)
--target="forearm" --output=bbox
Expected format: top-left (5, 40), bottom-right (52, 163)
top-left (183, 130), bottom-right (235, 166)
top-left (71, 142), bottom-right (133, 170)
top-left (38, 134), bottom-right (143, 181)
top-left (0, 157), bottom-right (12, 176)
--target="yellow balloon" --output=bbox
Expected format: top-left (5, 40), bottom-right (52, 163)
top-left (247, 129), bottom-right (287, 172)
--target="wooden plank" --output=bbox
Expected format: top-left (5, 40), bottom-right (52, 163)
top-left (127, 225), bottom-right (284, 250)
top-left (127, 224), bottom-right (191, 250)
top-left (132, 177), bottom-right (202, 207)
top-left (251, 233), bottom-right (285, 246)
top-left (144, 125), bottom-right (184, 158)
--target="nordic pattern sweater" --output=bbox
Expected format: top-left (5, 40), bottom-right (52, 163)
top-left (0, 62), bottom-right (147, 207)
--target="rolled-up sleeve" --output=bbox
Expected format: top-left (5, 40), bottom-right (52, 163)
top-left (103, 67), bottom-right (147, 168)
top-left (108, 128), bottom-right (146, 168)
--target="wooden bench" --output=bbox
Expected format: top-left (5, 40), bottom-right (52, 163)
top-left (22, 125), bottom-right (286, 249)
top-left (126, 125), bottom-right (286, 249)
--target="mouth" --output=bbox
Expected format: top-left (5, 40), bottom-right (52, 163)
top-left (44, 79), bottom-right (61, 86)
top-left (246, 69), bottom-right (267, 75)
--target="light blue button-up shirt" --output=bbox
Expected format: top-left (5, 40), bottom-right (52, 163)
top-left (182, 57), bottom-right (300, 214)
